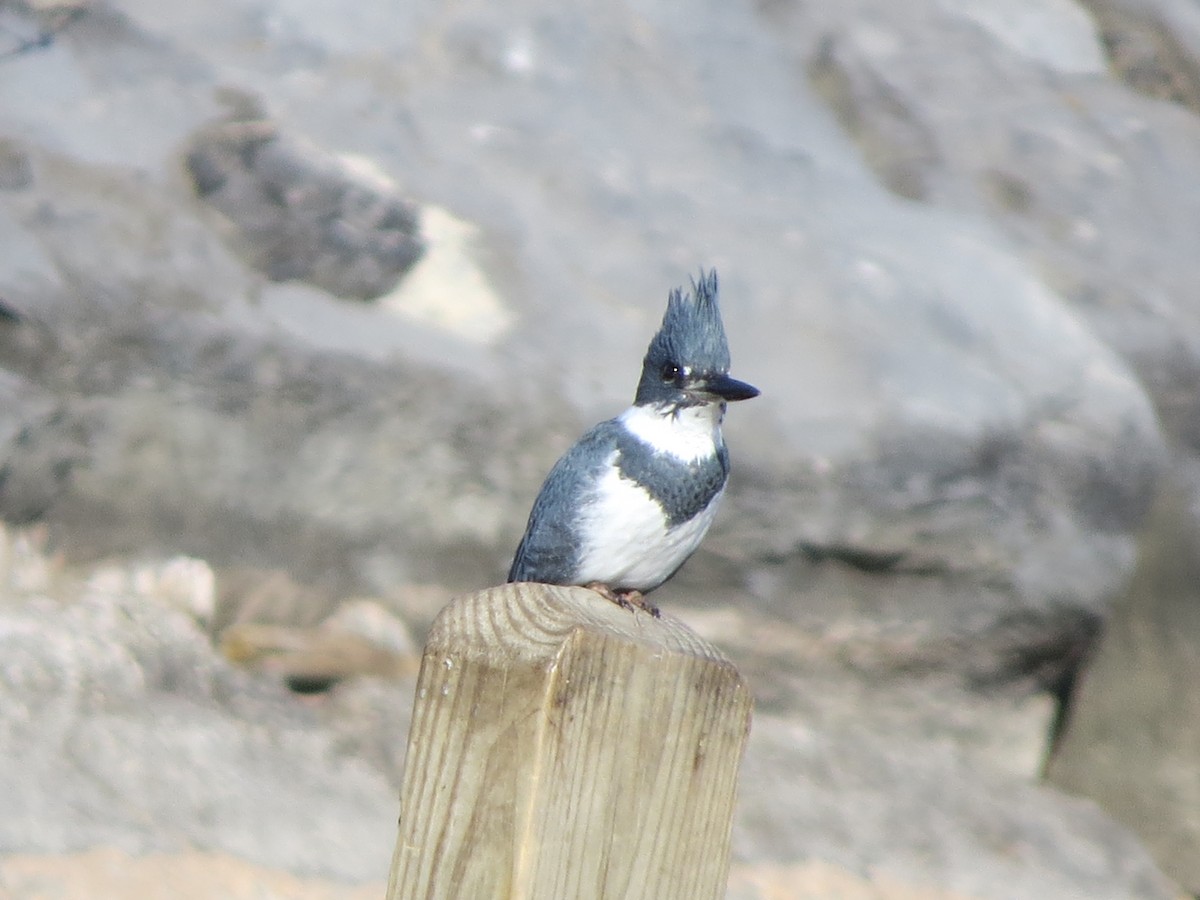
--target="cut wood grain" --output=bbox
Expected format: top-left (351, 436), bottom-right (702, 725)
top-left (387, 582), bottom-right (752, 900)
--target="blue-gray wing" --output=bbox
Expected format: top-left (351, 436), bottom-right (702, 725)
top-left (507, 421), bottom-right (619, 584)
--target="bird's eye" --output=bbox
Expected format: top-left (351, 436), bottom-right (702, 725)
top-left (661, 362), bottom-right (681, 384)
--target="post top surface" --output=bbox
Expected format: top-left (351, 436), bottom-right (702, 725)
top-left (426, 583), bottom-right (736, 668)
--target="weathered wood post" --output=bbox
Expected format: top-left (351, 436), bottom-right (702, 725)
top-left (386, 582), bottom-right (752, 900)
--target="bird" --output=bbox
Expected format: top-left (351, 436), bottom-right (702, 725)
top-left (507, 269), bottom-right (759, 617)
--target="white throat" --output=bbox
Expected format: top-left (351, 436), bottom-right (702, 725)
top-left (618, 401), bottom-right (724, 464)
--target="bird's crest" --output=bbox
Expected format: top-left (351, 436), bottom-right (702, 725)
top-left (649, 269), bottom-right (731, 374)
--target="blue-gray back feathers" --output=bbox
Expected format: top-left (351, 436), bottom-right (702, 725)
top-left (506, 424), bottom-right (613, 584)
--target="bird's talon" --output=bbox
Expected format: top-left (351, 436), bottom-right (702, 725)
top-left (625, 591), bottom-right (661, 618)
top-left (585, 582), bottom-right (660, 617)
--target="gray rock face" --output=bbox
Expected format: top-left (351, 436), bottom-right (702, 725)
top-left (801, 0), bottom-right (1200, 454)
top-left (0, 540), bottom-right (405, 881)
top-left (741, 709), bottom-right (1175, 900)
top-left (0, 0), bottom-right (1193, 894)
top-left (0, 532), bottom-right (1177, 899)
top-left (0, 0), bottom-right (1165, 679)
top-left (1047, 471), bottom-right (1200, 891)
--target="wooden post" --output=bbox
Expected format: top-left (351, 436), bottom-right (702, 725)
top-left (386, 583), bottom-right (752, 900)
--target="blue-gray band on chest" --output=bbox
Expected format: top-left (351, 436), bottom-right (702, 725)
top-left (613, 430), bottom-right (728, 527)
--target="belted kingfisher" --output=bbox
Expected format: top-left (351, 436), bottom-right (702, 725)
top-left (507, 269), bottom-right (759, 616)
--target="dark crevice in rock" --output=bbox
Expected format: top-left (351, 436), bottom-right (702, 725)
top-left (797, 540), bottom-right (912, 573)
top-left (1043, 644), bottom-right (1086, 769)
top-left (796, 540), bottom-right (951, 577)
top-left (983, 607), bottom-right (1102, 692)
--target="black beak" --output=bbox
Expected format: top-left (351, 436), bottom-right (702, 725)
top-left (705, 372), bottom-right (760, 402)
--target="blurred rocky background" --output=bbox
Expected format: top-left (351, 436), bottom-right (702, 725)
top-left (0, 0), bottom-right (1196, 896)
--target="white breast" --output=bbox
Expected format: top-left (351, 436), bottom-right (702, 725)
top-left (617, 402), bottom-right (723, 463)
top-left (572, 452), bottom-right (725, 591)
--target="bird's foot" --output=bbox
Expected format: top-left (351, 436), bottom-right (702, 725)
top-left (618, 589), bottom-right (661, 618)
top-left (585, 582), bottom-right (660, 618)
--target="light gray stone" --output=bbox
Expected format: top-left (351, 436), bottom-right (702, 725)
top-left (0, 0), bottom-right (1192, 894)
top-left (0, 538), bottom-right (407, 881)
top-left (740, 707), bottom-right (1178, 900)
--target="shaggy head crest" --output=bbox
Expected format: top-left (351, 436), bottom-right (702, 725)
top-left (655, 270), bottom-right (730, 373)
top-left (634, 269), bottom-right (734, 404)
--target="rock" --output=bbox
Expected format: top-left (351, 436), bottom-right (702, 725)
top-left (0, 0), bottom-right (1192, 894)
top-left (1084, 0), bottom-right (1200, 110)
top-left (220, 622), bottom-right (414, 693)
top-left (0, 0), bottom-right (1166, 687)
top-left (219, 599), bottom-right (420, 694)
top-left (130, 555), bottom-right (217, 625)
top-left (728, 860), bottom-right (977, 900)
top-left (796, 0), bottom-right (1200, 456)
top-left (0, 525), bottom-right (405, 882)
top-left (1046, 472), bottom-right (1200, 893)
top-left (321, 597), bottom-right (418, 657)
top-left (0, 137), bottom-right (34, 191)
top-left (185, 116), bottom-right (424, 300)
top-left (0, 847), bottom-right (385, 900)
top-left (736, 702), bottom-right (1178, 900)
top-left (214, 567), bottom-right (342, 633)
top-left (0, 523), bottom-right (1181, 896)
